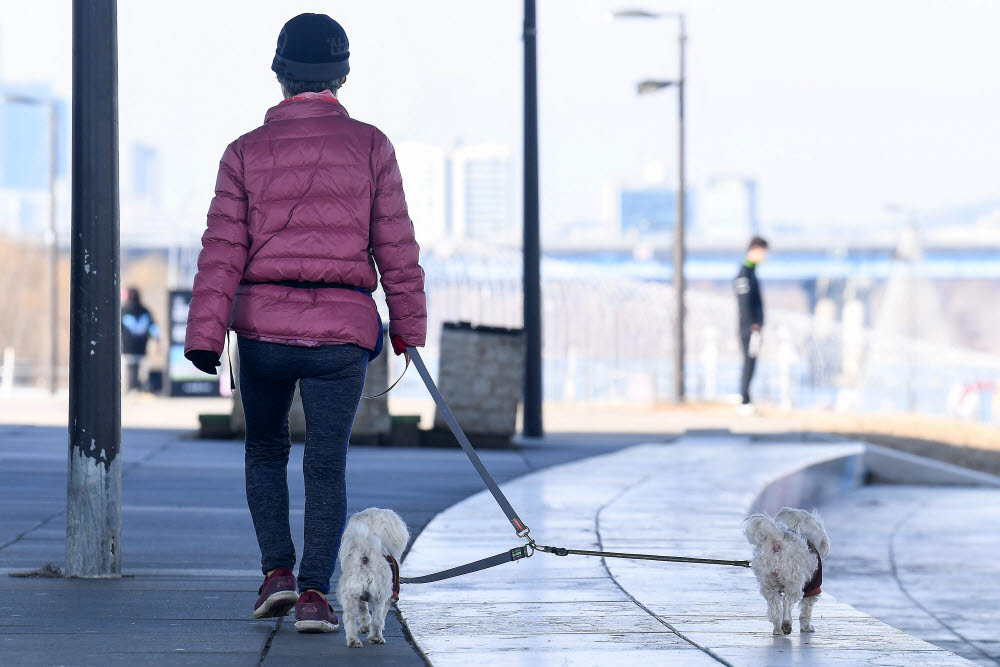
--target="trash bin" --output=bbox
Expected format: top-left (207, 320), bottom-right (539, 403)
top-left (432, 322), bottom-right (524, 445)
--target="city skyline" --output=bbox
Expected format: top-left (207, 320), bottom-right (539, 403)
top-left (0, 0), bottom-right (998, 244)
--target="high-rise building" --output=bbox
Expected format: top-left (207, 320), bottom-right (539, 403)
top-left (131, 143), bottom-right (160, 202)
top-left (450, 143), bottom-right (513, 241)
top-left (700, 175), bottom-right (757, 239)
top-left (0, 80), bottom-right (69, 239)
top-left (394, 140), bottom-right (447, 246)
top-left (620, 186), bottom-right (676, 237)
top-left (121, 142), bottom-right (172, 248)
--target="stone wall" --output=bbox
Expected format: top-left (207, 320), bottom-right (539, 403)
top-left (434, 322), bottom-right (524, 436)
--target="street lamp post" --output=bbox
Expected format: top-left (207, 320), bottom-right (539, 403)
top-left (0, 94), bottom-right (60, 394)
top-left (523, 0), bottom-right (543, 436)
top-left (614, 10), bottom-right (687, 402)
top-left (66, 0), bottom-right (122, 578)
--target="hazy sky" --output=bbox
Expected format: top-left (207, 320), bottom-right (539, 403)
top-left (2, 0), bottom-right (999, 236)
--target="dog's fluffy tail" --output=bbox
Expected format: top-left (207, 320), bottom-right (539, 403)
top-left (743, 513), bottom-right (783, 546)
top-left (775, 508), bottom-right (830, 557)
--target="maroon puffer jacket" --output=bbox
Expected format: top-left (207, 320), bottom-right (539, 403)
top-left (184, 92), bottom-right (426, 357)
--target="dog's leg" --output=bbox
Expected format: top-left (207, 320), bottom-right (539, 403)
top-left (342, 596), bottom-right (363, 648)
top-left (766, 593), bottom-right (783, 636)
top-left (359, 599), bottom-right (371, 634)
top-left (368, 599), bottom-right (388, 644)
top-left (799, 595), bottom-right (817, 632)
top-left (781, 593), bottom-right (795, 634)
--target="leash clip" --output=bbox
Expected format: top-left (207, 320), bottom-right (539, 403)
top-left (536, 544), bottom-right (569, 557)
top-left (509, 544), bottom-right (534, 561)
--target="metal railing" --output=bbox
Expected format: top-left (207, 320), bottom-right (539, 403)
top-left (393, 256), bottom-right (1000, 423)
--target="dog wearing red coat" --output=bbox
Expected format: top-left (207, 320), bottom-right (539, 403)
top-left (744, 508), bottom-right (829, 635)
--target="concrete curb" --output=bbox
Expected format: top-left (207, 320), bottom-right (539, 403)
top-left (863, 443), bottom-right (1000, 487)
top-left (749, 438), bottom-right (1000, 517)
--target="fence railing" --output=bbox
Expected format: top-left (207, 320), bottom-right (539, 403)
top-left (383, 257), bottom-right (1000, 424)
top-left (6, 250), bottom-right (1000, 424)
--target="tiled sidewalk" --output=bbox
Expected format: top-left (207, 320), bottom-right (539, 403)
top-left (399, 438), bottom-right (974, 666)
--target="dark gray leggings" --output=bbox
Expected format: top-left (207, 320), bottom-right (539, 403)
top-left (238, 336), bottom-right (368, 594)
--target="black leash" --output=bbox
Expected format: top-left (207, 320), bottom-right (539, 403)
top-left (362, 354), bottom-right (409, 400)
top-left (400, 346), bottom-right (751, 585)
top-left (400, 545), bottom-right (534, 585)
top-left (536, 544), bottom-right (749, 568)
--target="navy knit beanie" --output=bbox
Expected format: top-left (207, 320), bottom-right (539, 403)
top-left (271, 13), bottom-right (350, 82)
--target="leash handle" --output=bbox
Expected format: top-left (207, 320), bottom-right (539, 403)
top-left (400, 544), bottom-right (532, 585)
top-left (407, 346), bottom-right (531, 538)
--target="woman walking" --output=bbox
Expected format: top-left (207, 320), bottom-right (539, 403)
top-left (184, 13), bottom-right (426, 633)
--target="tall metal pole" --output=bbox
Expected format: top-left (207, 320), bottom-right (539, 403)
top-left (522, 0), bottom-right (543, 437)
top-left (48, 102), bottom-right (59, 394)
top-left (672, 17), bottom-right (687, 403)
top-left (66, 0), bottom-right (122, 577)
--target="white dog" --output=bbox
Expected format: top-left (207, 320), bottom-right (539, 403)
top-left (336, 508), bottom-right (409, 647)
top-left (743, 507), bottom-right (830, 635)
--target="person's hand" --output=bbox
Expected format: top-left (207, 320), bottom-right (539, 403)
top-left (185, 350), bottom-right (221, 375)
top-left (751, 324), bottom-right (762, 332)
top-left (391, 336), bottom-right (411, 357)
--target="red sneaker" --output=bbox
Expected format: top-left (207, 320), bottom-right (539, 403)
top-left (253, 568), bottom-right (298, 619)
top-left (294, 590), bottom-right (339, 633)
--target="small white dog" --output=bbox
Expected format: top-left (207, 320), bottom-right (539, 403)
top-left (336, 508), bottom-right (409, 647)
top-left (743, 507), bottom-right (830, 635)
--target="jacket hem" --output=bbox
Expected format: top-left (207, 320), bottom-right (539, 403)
top-left (233, 329), bottom-right (374, 350)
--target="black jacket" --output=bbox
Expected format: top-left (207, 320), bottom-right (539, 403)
top-left (121, 300), bottom-right (158, 356)
top-left (734, 262), bottom-right (763, 332)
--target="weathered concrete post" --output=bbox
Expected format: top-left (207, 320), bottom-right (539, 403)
top-left (66, 0), bottom-right (122, 577)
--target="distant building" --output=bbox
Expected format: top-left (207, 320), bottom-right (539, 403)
top-left (699, 175), bottom-right (757, 239)
top-left (620, 186), bottom-right (676, 237)
top-left (450, 143), bottom-right (513, 241)
top-left (0, 81), bottom-right (69, 239)
top-left (121, 142), bottom-right (172, 249)
top-left (394, 140), bottom-right (448, 246)
top-left (0, 84), bottom-right (66, 190)
top-left (131, 143), bottom-right (160, 202)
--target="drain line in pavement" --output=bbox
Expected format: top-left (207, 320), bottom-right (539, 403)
top-left (593, 472), bottom-right (735, 666)
top-left (888, 501), bottom-right (998, 665)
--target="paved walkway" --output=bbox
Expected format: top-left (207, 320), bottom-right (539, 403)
top-left (820, 485), bottom-right (1000, 665)
top-left (0, 424), bottom-right (640, 666)
top-left (3, 423), bottom-right (996, 665)
top-left (400, 438), bottom-right (976, 665)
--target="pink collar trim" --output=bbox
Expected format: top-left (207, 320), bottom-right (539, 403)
top-left (279, 90), bottom-right (339, 105)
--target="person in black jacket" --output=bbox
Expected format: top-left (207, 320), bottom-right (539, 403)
top-left (121, 288), bottom-right (160, 392)
top-left (734, 237), bottom-right (768, 408)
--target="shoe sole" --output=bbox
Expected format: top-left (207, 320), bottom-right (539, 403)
top-left (294, 619), bottom-right (339, 633)
top-left (253, 590), bottom-right (299, 619)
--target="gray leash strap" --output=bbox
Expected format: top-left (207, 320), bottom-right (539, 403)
top-left (536, 544), bottom-right (750, 568)
top-left (399, 545), bottom-right (533, 585)
top-left (407, 347), bottom-right (531, 538)
top-left (400, 346), bottom-right (749, 588)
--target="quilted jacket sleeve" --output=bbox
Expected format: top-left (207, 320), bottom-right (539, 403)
top-left (184, 141), bottom-right (250, 356)
top-left (370, 130), bottom-right (427, 346)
